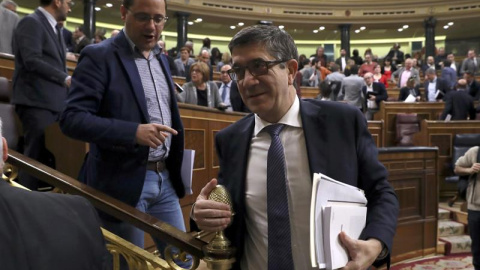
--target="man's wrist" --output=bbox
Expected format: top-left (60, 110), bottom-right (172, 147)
top-left (376, 242), bottom-right (388, 261)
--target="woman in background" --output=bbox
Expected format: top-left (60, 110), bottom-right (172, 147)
top-left (373, 64), bottom-right (388, 88)
top-left (177, 62), bottom-right (222, 108)
top-left (381, 58), bottom-right (396, 81)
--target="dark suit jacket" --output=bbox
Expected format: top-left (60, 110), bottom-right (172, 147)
top-left (215, 99), bottom-right (399, 269)
top-left (398, 85), bottom-right (421, 101)
top-left (165, 54), bottom-right (179, 76)
top-left (74, 36), bottom-right (91, 54)
top-left (423, 77), bottom-right (450, 101)
top-left (468, 79), bottom-right (480, 101)
top-left (60, 30), bottom-right (185, 208)
top-left (216, 80), bottom-right (249, 113)
top-left (62, 27), bottom-right (75, 53)
top-left (362, 82), bottom-right (388, 108)
top-left (441, 90), bottom-right (476, 120)
top-left (386, 49), bottom-right (404, 65)
top-left (12, 8), bottom-right (68, 113)
top-left (335, 56), bottom-right (350, 70)
top-left (0, 180), bottom-right (107, 270)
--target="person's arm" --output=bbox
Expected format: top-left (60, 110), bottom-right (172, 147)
top-left (455, 147), bottom-right (480, 175)
top-left (440, 94), bottom-right (452, 120)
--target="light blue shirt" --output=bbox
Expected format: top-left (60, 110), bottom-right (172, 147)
top-left (38, 7), bottom-right (57, 34)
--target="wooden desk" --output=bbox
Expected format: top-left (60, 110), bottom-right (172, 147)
top-left (368, 120), bottom-right (384, 148)
top-left (374, 101), bottom-right (445, 146)
top-left (379, 147), bottom-right (438, 263)
top-left (0, 52), bottom-right (74, 80)
top-left (413, 120), bottom-right (480, 198)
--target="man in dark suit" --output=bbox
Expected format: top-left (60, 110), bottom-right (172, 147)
top-left (465, 71), bottom-right (480, 100)
top-left (58, 20), bottom-right (74, 52)
top-left (334, 48), bottom-right (349, 73)
top-left (441, 79), bottom-right (476, 120)
top-left (60, 0), bottom-right (189, 264)
top-left (216, 64), bottom-right (248, 112)
top-left (424, 68), bottom-right (450, 101)
top-left (12, 0), bottom-right (72, 190)
top-left (0, 120), bottom-right (108, 270)
top-left (192, 25), bottom-right (398, 270)
top-left (362, 72), bottom-right (388, 120)
top-left (73, 24), bottom-right (91, 54)
top-left (386, 43), bottom-right (404, 66)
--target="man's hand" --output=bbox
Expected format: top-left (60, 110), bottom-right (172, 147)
top-left (135, 123), bottom-right (177, 148)
top-left (339, 232), bottom-right (383, 270)
top-left (193, 179), bottom-right (231, 232)
top-left (470, 163), bottom-right (480, 174)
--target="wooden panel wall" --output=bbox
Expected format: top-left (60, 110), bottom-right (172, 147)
top-left (378, 148), bottom-right (438, 264)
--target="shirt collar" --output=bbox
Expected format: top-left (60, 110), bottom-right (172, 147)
top-left (123, 29), bottom-right (161, 58)
top-left (253, 95), bottom-right (302, 137)
top-left (38, 7), bottom-right (57, 33)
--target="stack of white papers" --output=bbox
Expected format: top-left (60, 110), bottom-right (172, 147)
top-left (310, 173), bottom-right (367, 270)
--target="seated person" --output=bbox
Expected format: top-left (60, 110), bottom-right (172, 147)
top-left (0, 120), bottom-right (108, 270)
top-left (177, 62), bottom-right (222, 108)
top-left (398, 77), bottom-right (422, 101)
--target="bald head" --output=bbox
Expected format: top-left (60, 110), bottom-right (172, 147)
top-left (457, 79), bottom-right (467, 89)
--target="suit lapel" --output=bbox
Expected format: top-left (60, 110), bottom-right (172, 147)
top-left (114, 32), bottom-right (149, 122)
top-left (300, 100), bottom-right (328, 180)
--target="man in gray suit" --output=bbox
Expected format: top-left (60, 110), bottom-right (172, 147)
top-left (391, 58), bottom-right (420, 88)
top-left (0, 3), bottom-right (19, 54)
top-left (338, 65), bottom-right (366, 111)
top-left (460, 50), bottom-right (480, 76)
top-left (12, 0), bottom-right (72, 190)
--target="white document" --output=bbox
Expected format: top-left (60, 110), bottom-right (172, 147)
top-left (404, 94), bottom-right (416, 103)
top-left (181, 149), bottom-right (195, 195)
top-left (323, 205), bottom-right (367, 270)
top-left (310, 173), bottom-right (367, 269)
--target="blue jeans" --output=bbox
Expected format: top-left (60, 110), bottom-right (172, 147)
top-left (102, 169), bottom-right (190, 267)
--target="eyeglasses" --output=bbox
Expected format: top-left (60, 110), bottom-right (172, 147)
top-left (126, 7), bottom-right (168, 25)
top-left (220, 71), bottom-right (229, 74)
top-left (227, 59), bottom-right (288, 81)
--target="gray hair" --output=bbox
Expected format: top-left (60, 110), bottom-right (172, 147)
top-left (425, 68), bottom-right (436, 75)
top-left (1, 0), bottom-right (17, 8)
top-left (228, 25), bottom-right (298, 63)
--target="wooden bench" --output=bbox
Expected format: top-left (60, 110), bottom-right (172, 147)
top-left (413, 120), bottom-right (480, 198)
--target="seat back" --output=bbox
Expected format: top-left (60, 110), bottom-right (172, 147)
top-left (0, 103), bottom-right (20, 150)
top-left (0, 77), bottom-right (11, 103)
top-left (395, 113), bottom-right (420, 146)
top-left (446, 133), bottom-right (480, 183)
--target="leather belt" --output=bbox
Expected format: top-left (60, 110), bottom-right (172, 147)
top-left (146, 160), bottom-right (166, 173)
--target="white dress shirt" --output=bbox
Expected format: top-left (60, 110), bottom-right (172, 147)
top-left (241, 96), bottom-right (314, 270)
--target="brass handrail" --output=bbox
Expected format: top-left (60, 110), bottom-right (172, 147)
top-left (6, 150), bottom-right (206, 259)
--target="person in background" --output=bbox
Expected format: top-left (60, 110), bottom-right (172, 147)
top-left (454, 145), bottom-right (480, 270)
top-left (216, 51), bottom-right (231, 72)
top-left (424, 68), bottom-right (450, 102)
top-left (0, 119), bottom-right (108, 270)
top-left (73, 25), bottom-right (91, 54)
top-left (358, 53), bottom-right (376, 77)
top-left (174, 46), bottom-right (194, 77)
top-left (441, 59), bottom-right (458, 90)
top-left (178, 62), bottom-right (222, 108)
top-left (398, 77), bottom-right (421, 102)
top-left (12, 0), bottom-right (72, 191)
top-left (386, 43), bottom-right (404, 66)
top-left (210, 47), bottom-right (222, 66)
top-left (0, 1), bottom-right (19, 54)
top-left (192, 25), bottom-right (398, 270)
top-left (335, 48), bottom-right (350, 72)
top-left (157, 39), bottom-right (178, 76)
top-left (381, 58), bottom-right (396, 81)
top-left (373, 64), bottom-right (388, 88)
top-left (441, 79), bottom-right (476, 120)
top-left (464, 71), bottom-right (480, 100)
top-left (1, 0), bottom-right (17, 13)
top-left (391, 58), bottom-right (420, 88)
top-left (350, 49), bottom-right (363, 65)
top-left (362, 72), bottom-right (388, 120)
top-left (216, 64), bottom-right (248, 112)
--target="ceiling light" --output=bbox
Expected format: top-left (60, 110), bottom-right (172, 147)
top-left (355, 29), bottom-right (360, 33)
top-left (95, 7), bottom-right (101, 11)
top-left (188, 21), bottom-right (194, 25)
top-left (278, 25), bottom-right (285, 29)
top-left (238, 22), bottom-right (244, 26)
top-left (360, 26), bottom-right (366, 30)
top-left (398, 28), bottom-right (403, 32)
top-left (230, 25), bottom-right (236, 29)
top-left (195, 18), bottom-right (203, 22)
top-left (105, 3), bottom-right (113, 7)
top-left (443, 25), bottom-right (449, 29)
top-left (319, 26), bottom-right (325, 30)
top-left (403, 25), bottom-right (409, 29)
top-left (448, 22), bottom-right (454, 26)
top-left (313, 29), bottom-right (319, 33)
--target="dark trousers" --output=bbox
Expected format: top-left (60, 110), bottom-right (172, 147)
top-left (15, 105), bottom-right (58, 190)
top-left (469, 209), bottom-right (480, 270)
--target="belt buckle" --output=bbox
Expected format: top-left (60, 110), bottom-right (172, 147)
top-left (155, 161), bottom-right (165, 173)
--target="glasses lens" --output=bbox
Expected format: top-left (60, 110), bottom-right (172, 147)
top-left (134, 13), bottom-right (151, 23)
top-left (249, 60), bottom-right (268, 76)
top-left (153, 15), bottom-right (166, 24)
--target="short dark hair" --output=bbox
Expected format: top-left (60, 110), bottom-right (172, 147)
top-left (349, 64), bottom-right (359, 75)
top-left (40, 0), bottom-right (55, 6)
top-left (228, 25), bottom-right (298, 64)
top-left (123, 0), bottom-right (167, 11)
top-left (443, 59), bottom-right (451, 66)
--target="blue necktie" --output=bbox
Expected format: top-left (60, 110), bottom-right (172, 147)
top-left (264, 124), bottom-right (294, 270)
top-left (221, 84), bottom-right (227, 102)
